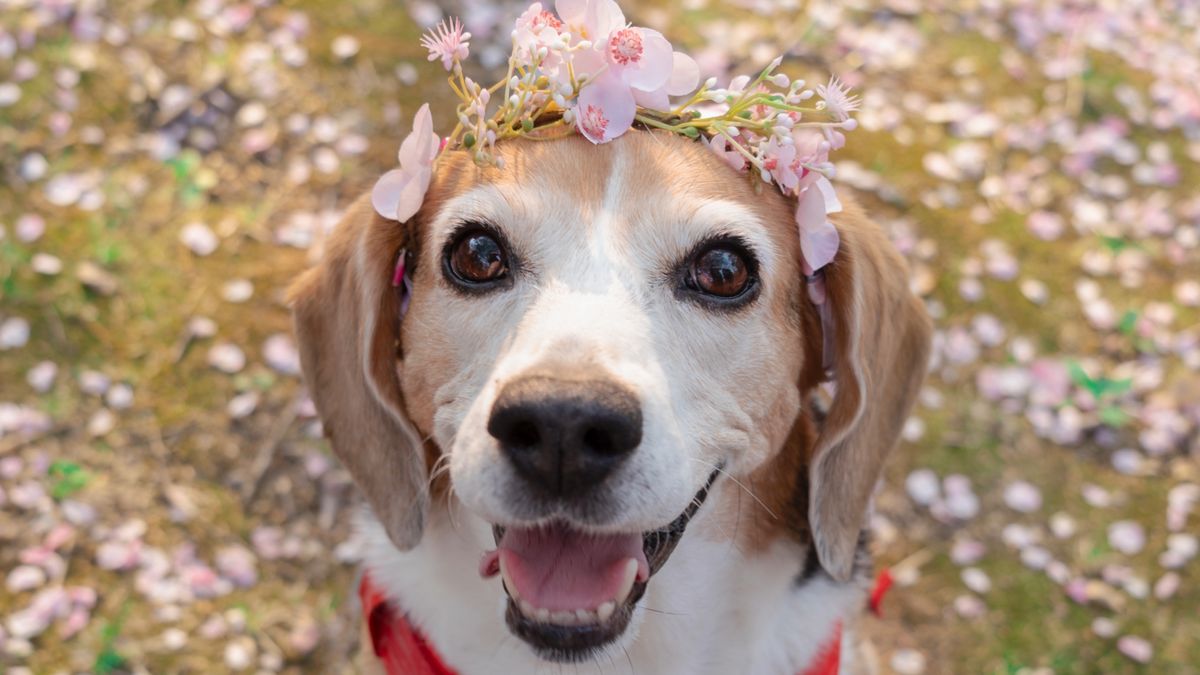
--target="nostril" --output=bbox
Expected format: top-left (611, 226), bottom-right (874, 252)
top-left (581, 426), bottom-right (615, 456)
top-left (508, 419), bottom-right (541, 449)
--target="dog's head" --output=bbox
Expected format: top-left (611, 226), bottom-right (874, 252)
top-left (291, 131), bottom-right (930, 661)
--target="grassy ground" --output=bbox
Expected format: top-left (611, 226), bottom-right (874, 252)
top-left (1, 1), bottom-right (1197, 673)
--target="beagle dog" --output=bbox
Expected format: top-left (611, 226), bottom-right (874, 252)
top-left (290, 130), bottom-right (932, 674)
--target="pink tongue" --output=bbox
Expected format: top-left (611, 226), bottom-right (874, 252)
top-left (479, 523), bottom-right (649, 612)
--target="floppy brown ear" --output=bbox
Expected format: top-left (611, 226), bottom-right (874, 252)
top-left (806, 205), bottom-right (933, 582)
top-left (288, 195), bottom-right (428, 550)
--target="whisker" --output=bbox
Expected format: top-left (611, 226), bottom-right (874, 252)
top-left (640, 606), bottom-right (687, 617)
top-left (686, 456), bottom-right (778, 519)
top-left (425, 453), bottom-right (466, 535)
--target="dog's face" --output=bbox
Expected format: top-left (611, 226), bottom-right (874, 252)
top-left (291, 131), bottom-right (930, 663)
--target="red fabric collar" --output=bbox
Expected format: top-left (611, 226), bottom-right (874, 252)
top-left (358, 569), bottom-right (894, 675)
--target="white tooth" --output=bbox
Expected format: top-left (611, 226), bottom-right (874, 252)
top-left (575, 609), bottom-right (594, 624)
top-left (500, 562), bottom-right (520, 601)
top-left (551, 610), bottom-right (576, 625)
top-left (519, 600), bottom-right (537, 618)
top-left (615, 558), bottom-right (638, 605)
top-left (535, 607), bottom-right (551, 623)
top-left (597, 601), bottom-right (615, 623)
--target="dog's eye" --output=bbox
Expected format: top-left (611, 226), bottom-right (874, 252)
top-left (688, 246), bottom-right (751, 298)
top-left (447, 230), bottom-right (509, 285)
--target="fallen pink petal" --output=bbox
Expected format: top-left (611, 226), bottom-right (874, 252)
top-left (0, 0), bottom-right (1196, 672)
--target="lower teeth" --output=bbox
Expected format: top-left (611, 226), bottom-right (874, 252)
top-left (516, 602), bottom-right (612, 626)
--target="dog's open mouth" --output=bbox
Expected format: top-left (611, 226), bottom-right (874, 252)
top-left (477, 470), bottom-right (719, 661)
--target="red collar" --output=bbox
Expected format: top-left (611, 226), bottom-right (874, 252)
top-left (360, 572), bottom-right (456, 675)
top-left (358, 569), bottom-right (893, 675)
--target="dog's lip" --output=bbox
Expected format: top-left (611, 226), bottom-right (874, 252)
top-left (487, 467), bottom-right (721, 559)
top-left (483, 468), bottom-right (721, 660)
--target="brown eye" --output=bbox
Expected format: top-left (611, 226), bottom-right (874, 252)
top-left (689, 247), bottom-right (751, 298)
top-left (448, 230), bottom-right (509, 285)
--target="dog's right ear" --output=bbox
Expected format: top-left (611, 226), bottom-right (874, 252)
top-left (288, 195), bottom-right (428, 550)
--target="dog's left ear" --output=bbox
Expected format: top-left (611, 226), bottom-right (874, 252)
top-left (805, 208), bottom-right (933, 582)
top-left (288, 196), bottom-right (429, 551)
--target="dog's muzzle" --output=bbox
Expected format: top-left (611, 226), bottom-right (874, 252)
top-left (477, 470), bottom-right (720, 662)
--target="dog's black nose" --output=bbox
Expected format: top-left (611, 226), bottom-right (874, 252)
top-left (488, 376), bottom-right (642, 496)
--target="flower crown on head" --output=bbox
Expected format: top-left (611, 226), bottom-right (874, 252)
top-left (372, 0), bottom-right (860, 273)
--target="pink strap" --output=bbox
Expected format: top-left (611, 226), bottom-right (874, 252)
top-left (393, 249), bottom-right (412, 317)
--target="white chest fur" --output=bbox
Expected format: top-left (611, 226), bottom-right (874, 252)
top-left (358, 496), bottom-right (866, 675)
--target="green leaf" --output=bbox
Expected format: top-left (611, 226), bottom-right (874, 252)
top-left (1066, 361), bottom-right (1101, 398)
top-left (94, 647), bottom-right (126, 674)
top-left (1100, 235), bottom-right (1128, 252)
top-left (1097, 377), bottom-right (1132, 398)
top-left (96, 241), bottom-right (122, 266)
top-left (1117, 310), bottom-right (1138, 335)
top-left (95, 603), bottom-right (131, 674)
top-left (49, 460), bottom-right (90, 500)
top-left (165, 151), bottom-right (199, 181)
top-left (1099, 406), bottom-right (1129, 427)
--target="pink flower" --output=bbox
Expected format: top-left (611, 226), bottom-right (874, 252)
top-left (516, 3), bottom-right (564, 37)
top-left (794, 176), bottom-right (842, 272)
top-left (633, 51), bottom-right (700, 110)
top-left (574, 71), bottom-right (635, 143)
top-left (420, 18), bottom-right (471, 71)
top-left (761, 136), bottom-right (800, 191)
top-left (556, 0), bottom-right (625, 43)
top-left (763, 129), bottom-right (832, 195)
top-left (816, 76), bottom-right (860, 122)
top-left (572, 38), bottom-right (697, 137)
top-left (513, 3), bottom-right (567, 70)
top-left (372, 103), bottom-right (439, 223)
top-left (703, 133), bottom-right (747, 171)
top-left (561, 0), bottom-right (698, 143)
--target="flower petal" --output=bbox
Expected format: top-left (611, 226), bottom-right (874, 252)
top-left (795, 189), bottom-right (840, 270)
top-left (621, 28), bottom-right (673, 92)
top-left (371, 169), bottom-right (411, 220)
top-left (571, 47), bottom-right (605, 80)
top-left (632, 86), bottom-right (670, 110)
top-left (555, 0), bottom-right (585, 24)
top-left (398, 103), bottom-right (438, 171)
top-left (557, 0), bottom-right (624, 40)
top-left (588, 0), bottom-right (626, 38)
top-left (395, 168), bottom-right (432, 223)
top-left (666, 52), bottom-right (700, 96)
top-left (814, 175), bottom-right (842, 214)
top-left (575, 72), bottom-right (636, 143)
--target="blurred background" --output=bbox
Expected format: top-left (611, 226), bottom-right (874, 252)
top-left (0, 0), bottom-right (1198, 673)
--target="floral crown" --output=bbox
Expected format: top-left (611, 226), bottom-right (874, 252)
top-left (372, 0), bottom-right (860, 274)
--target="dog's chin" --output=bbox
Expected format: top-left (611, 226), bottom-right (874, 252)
top-left (479, 470), bottom-right (720, 663)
